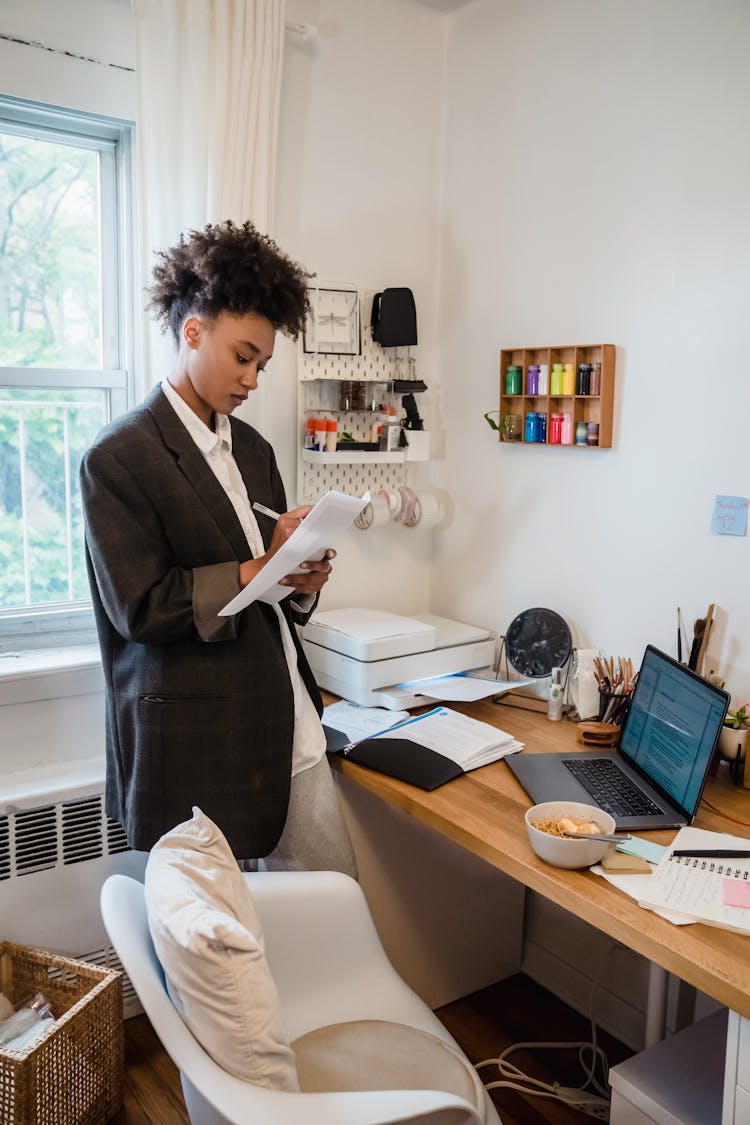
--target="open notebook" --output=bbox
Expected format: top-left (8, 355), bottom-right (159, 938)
top-left (636, 826), bottom-right (750, 936)
top-left (326, 706), bottom-right (523, 791)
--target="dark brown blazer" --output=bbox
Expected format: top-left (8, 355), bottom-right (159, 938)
top-left (80, 386), bottom-right (322, 856)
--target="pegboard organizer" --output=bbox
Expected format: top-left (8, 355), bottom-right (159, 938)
top-left (297, 289), bottom-right (428, 504)
top-left (299, 290), bottom-right (408, 385)
top-left (300, 461), bottom-right (409, 504)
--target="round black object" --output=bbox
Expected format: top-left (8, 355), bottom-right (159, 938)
top-left (505, 608), bottom-right (572, 678)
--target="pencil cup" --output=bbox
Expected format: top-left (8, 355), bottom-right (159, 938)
top-left (598, 690), bottom-right (631, 726)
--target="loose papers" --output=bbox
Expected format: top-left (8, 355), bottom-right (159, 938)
top-left (220, 490), bottom-right (369, 614)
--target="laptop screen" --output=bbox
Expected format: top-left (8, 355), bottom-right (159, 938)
top-left (619, 645), bottom-right (729, 816)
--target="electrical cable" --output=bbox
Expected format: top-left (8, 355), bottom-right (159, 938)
top-left (475, 941), bottom-right (625, 1121)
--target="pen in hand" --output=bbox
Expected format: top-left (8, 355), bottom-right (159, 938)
top-left (252, 501), bottom-right (281, 521)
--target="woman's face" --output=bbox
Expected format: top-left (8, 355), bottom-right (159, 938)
top-left (172, 310), bottom-right (276, 428)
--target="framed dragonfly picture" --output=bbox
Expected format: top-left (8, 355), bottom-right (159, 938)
top-left (303, 286), bottom-right (360, 355)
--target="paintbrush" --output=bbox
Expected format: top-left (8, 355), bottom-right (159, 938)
top-left (688, 617), bottom-right (705, 672)
top-left (677, 607), bottom-right (683, 663)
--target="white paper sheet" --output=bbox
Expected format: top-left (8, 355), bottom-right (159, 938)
top-left (397, 673), bottom-right (534, 702)
top-left (322, 700), bottom-right (409, 742)
top-left (219, 490), bottom-right (370, 615)
top-left (590, 866), bottom-right (694, 926)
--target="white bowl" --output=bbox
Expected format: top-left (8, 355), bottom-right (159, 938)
top-left (525, 801), bottom-right (616, 869)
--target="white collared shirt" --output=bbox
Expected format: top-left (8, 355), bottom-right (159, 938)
top-left (161, 378), bottom-right (325, 776)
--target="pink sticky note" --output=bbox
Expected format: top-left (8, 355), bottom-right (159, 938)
top-left (723, 878), bottom-right (750, 909)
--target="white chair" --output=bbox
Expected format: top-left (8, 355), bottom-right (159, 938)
top-left (101, 871), bottom-right (501, 1125)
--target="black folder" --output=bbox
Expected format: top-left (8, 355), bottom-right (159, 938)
top-left (324, 725), bottom-right (462, 791)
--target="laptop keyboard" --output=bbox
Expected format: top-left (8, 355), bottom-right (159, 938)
top-left (562, 758), bottom-right (662, 818)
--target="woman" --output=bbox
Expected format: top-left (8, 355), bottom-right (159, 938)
top-left (80, 220), bottom-right (356, 876)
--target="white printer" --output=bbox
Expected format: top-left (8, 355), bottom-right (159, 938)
top-left (301, 608), bottom-right (495, 709)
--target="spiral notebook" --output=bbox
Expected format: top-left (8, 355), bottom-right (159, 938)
top-left (637, 827), bottom-right (750, 936)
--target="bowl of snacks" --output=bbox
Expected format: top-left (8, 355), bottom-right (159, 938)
top-left (524, 801), bottom-right (616, 869)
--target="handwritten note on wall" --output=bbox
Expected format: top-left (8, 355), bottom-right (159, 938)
top-left (711, 495), bottom-right (749, 537)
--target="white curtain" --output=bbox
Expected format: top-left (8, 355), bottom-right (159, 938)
top-left (131, 0), bottom-right (286, 416)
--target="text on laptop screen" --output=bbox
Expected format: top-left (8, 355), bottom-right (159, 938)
top-left (619, 648), bottom-right (727, 815)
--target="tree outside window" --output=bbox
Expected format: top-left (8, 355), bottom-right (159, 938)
top-left (0, 100), bottom-right (132, 634)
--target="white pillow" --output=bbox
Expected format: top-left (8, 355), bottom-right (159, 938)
top-left (144, 806), bottom-right (299, 1091)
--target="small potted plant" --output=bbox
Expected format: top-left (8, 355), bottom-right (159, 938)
top-left (718, 701), bottom-right (750, 767)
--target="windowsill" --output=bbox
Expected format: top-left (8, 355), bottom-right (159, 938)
top-left (0, 643), bottom-right (104, 707)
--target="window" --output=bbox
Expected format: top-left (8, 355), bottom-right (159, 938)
top-left (0, 96), bottom-right (134, 649)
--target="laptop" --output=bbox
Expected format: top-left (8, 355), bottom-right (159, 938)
top-left (507, 645), bottom-right (729, 830)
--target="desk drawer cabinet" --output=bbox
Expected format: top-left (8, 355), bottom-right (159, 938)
top-left (724, 1011), bottom-right (750, 1124)
top-left (609, 1010), bottom-right (725, 1125)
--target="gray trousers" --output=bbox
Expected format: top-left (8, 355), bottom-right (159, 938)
top-left (246, 754), bottom-right (358, 879)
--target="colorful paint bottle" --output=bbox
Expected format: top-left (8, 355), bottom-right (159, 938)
top-left (524, 411), bottom-right (539, 442)
top-left (563, 363), bottom-right (575, 396)
top-left (506, 365), bottom-right (522, 395)
top-left (561, 412), bottom-right (573, 445)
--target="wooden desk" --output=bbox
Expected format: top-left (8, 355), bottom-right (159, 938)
top-left (331, 698), bottom-right (750, 1021)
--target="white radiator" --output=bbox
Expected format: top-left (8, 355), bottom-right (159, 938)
top-left (0, 792), bottom-right (147, 1017)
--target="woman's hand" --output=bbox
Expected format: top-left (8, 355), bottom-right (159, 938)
top-left (238, 506), bottom-right (336, 593)
top-left (280, 548), bottom-right (336, 596)
top-left (268, 505), bottom-right (314, 552)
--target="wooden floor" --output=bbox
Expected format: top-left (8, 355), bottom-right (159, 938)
top-left (111, 972), bottom-right (634, 1124)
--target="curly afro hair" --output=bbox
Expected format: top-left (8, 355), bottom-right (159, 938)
top-left (147, 220), bottom-right (313, 345)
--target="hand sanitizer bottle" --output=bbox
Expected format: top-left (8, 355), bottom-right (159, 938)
top-left (548, 667), bottom-right (564, 721)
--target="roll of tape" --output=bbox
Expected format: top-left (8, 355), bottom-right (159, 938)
top-left (355, 502), bottom-right (373, 530)
top-left (371, 491), bottom-right (390, 527)
top-left (381, 488), bottom-right (402, 519)
top-left (396, 486), bottom-right (420, 526)
top-left (411, 488), bottom-right (443, 531)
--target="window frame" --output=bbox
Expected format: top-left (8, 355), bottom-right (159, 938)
top-left (0, 95), bottom-right (135, 651)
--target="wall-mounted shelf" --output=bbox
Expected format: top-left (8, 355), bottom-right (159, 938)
top-left (498, 344), bottom-right (615, 448)
top-left (302, 449), bottom-right (407, 465)
top-left (297, 289), bottom-right (431, 501)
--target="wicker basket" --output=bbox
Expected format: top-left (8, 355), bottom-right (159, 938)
top-left (0, 942), bottom-right (123, 1125)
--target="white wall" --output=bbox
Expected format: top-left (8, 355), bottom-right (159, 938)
top-left (270, 0), bottom-right (445, 613)
top-left (434, 0), bottom-right (750, 701)
top-left (0, 0), bottom-right (134, 116)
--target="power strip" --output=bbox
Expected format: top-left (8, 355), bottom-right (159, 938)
top-left (555, 1086), bottom-right (610, 1121)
